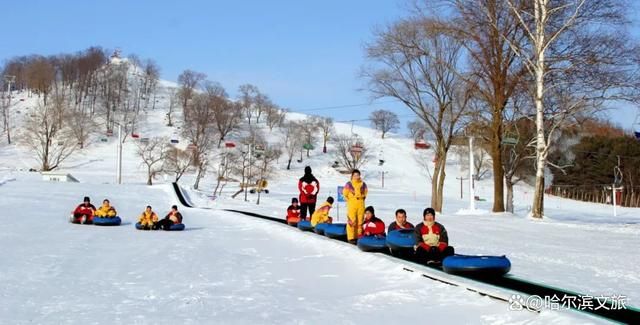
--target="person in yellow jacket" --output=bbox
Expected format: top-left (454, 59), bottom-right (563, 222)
top-left (138, 205), bottom-right (159, 230)
top-left (94, 199), bottom-right (117, 218)
top-left (311, 197), bottom-right (334, 227)
top-left (342, 169), bottom-right (368, 243)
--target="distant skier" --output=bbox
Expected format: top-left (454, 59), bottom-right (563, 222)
top-left (310, 196), bottom-right (334, 227)
top-left (72, 196), bottom-right (96, 224)
top-left (286, 198), bottom-right (301, 225)
top-left (388, 209), bottom-right (414, 232)
top-left (343, 169), bottom-right (368, 244)
top-left (360, 206), bottom-right (385, 237)
top-left (414, 208), bottom-right (454, 263)
top-left (138, 205), bottom-right (159, 230)
top-left (157, 205), bottom-right (183, 230)
top-left (94, 199), bottom-right (117, 218)
top-left (298, 166), bottom-right (319, 220)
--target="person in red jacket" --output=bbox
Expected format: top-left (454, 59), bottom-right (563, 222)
top-left (157, 205), bottom-right (183, 230)
top-left (388, 209), bottom-right (414, 232)
top-left (414, 207), bottom-right (454, 263)
top-left (298, 166), bottom-right (319, 220)
top-left (286, 198), bottom-right (301, 225)
top-left (72, 196), bottom-right (97, 224)
top-left (360, 206), bottom-right (385, 238)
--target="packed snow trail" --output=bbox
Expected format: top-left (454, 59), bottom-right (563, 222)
top-left (0, 175), bottom-right (597, 324)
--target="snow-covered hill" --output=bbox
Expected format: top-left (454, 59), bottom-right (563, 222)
top-left (1, 79), bottom-right (638, 323)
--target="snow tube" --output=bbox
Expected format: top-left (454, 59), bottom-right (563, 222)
top-left (442, 255), bottom-right (511, 277)
top-left (166, 223), bottom-right (185, 231)
top-left (135, 222), bottom-right (149, 230)
top-left (357, 235), bottom-right (388, 252)
top-left (386, 229), bottom-right (416, 250)
top-left (297, 220), bottom-right (313, 231)
top-left (93, 216), bottom-right (122, 226)
top-left (323, 223), bottom-right (347, 239)
top-left (314, 223), bottom-right (329, 235)
top-left (69, 215), bottom-right (93, 225)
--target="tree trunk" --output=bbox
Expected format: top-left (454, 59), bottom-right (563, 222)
top-left (531, 6), bottom-right (547, 219)
top-left (194, 163), bottom-right (205, 190)
top-left (506, 179), bottom-right (514, 213)
top-left (287, 158), bottom-right (292, 170)
top-left (490, 110), bottom-right (505, 212)
top-left (147, 166), bottom-right (153, 185)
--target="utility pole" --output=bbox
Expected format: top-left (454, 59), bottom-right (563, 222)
top-left (456, 176), bottom-right (468, 199)
top-left (4, 75), bottom-right (15, 144)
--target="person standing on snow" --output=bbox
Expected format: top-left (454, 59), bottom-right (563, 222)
top-left (298, 166), bottom-right (319, 220)
top-left (361, 206), bottom-right (385, 237)
top-left (342, 169), bottom-right (368, 244)
top-left (414, 208), bottom-right (454, 263)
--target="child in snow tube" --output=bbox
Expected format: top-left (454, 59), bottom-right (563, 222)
top-left (414, 208), bottom-right (454, 263)
top-left (286, 198), bottom-right (301, 225)
top-left (157, 205), bottom-right (183, 231)
top-left (71, 196), bottom-right (96, 224)
top-left (360, 206), bottom-right (385, 238)
top-left (94, 199), bottom-right (117, 218)
top-left (310, 196), bottom-right (334, 227)
top-left (137, 205), bottom-right (159, 230)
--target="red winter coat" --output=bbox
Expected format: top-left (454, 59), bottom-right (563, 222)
top-left (361, 216), bottom-right (385, 237)
top-left (414, 221), bottom-right (449, 252)
top-left (73, 203), bottom-right (96, 216)
top-left (286, 205), bottom-right (301, 222)
top-left (298, 175), bottom-right (319, 204)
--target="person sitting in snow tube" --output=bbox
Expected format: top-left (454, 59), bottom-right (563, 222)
top-left (360, 206), bottom-right (385, 238)
top-left (286, 198), bottom-right (301, 225)
top-left (157, 205), bottom-right (183, 230)
top-left (310, 196), bottom-right (334, 227)
top-left (72, 196), bottom-right (97, 224)
top-left (94, 199), bottom-right (117, 218)
top-left (137, 205), bottom-right (159, 230)
top-left (388, 209), bottom-right (414, 232)
top-left (414, 208), bottom-right (454, 264)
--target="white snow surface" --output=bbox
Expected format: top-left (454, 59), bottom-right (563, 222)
top-left (1, 89), bottom-right (638, 323)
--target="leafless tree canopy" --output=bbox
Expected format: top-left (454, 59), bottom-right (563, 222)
top-left (136, 137), bottom-right (168, 185)
top-left (164, 147), bottom-right (195, 182)
top-left (22, 96), bottom-right (77, 171)
top-left (363, 17), bottom-right (472, 211)
top-left (332, 134), bottom-right (370, 172)
top-left (370, 109), bottom-right (399, 138)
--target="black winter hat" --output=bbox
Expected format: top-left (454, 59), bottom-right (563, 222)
top-left (172, 205), bottom-right (178, 210)
top-left (304, 166), bottom-right (312, 174)
top-left (291, 197), bottom-right (299, 203)
top-left (83, 196), bottom-right (90, 202)
top-left (365, 206), bottom-right (375, 215)
top-left (327, 196), bottom-right (334, 204)
top-left (423, 207), bottom-right (436, 218)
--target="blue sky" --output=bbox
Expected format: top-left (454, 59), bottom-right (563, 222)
top-left (1, 0), bottom-right (638, 132)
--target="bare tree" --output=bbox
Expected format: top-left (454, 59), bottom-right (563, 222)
top-left (166, 87), bottom-right (178, 127)
top-left (363, 18), bottom-right (472, 212)
top-left (283, 121), bottom-right (303, 169)
top-left (408, 120), bottom-right (426, 140)
top-left (299, 116), bottom-right (319, 158)
top-left (22, 97), bottom-right (77, 171)
top-left (164, 147), bottom-right (195, 182)
top-left (317, 117), bottom-right (334, 153)
top-left (332, 134), bottom-right (370, 172)
top-left (213, 150), bottom-right (239, 197)
top-left (265, 104), bottom-right (287, 131)
top-left (255, 145), bottom-right (282, 205)
top-left (182, 92), bottom-right (217, 189)
top-left (26, 56), bottom-right (56, 105)
top-left (503, 0), bottom-right (639, 218)
top-left (142, 59), bottom-right (160, 110)
top-left (210, 92), bottom-right (242, 147)
top-left (238, 84), bottom-right (259, 125)
top-left (68, 105), bottom-right (97, 149)
top-left (456, 144), bottom-right (492, 181)
top-left (370, 109), bottom-right (399, 138)
top-left (178, 69), bottom-right (206, 119)
top-left (137, 137), bottom-right (168, 185)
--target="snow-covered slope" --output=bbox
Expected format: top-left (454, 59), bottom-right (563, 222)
top-left (1, 81), bottom-right (638, 323)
